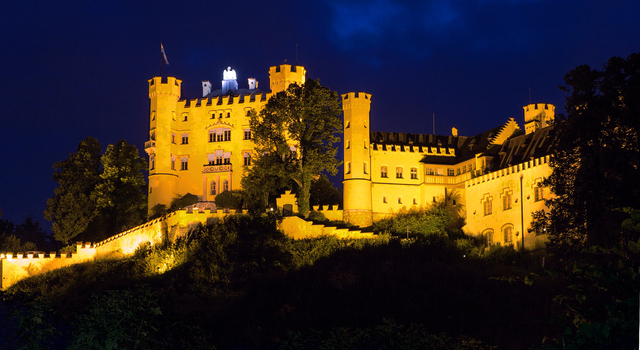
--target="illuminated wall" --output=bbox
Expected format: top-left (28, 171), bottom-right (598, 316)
top-left (146, 64), bottom-right (307, 214)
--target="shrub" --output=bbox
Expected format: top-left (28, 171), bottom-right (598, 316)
top-left (308, 210), bottom-right (328, 222)
top-left (214, 190), bottom-right (245, 210)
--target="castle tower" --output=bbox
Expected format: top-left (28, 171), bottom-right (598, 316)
top-left (269, 64), bottom-right (306, 94)
top-left (146, 76), bottom-right (182, 214)
top-left (523, 103), bottom-right (555, 134)
top-left (342, 92), bottom-right (373, 227)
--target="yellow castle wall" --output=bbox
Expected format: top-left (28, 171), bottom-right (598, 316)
top-left (147, 65), bottom-right (306, 213)
top-left (463, 155), bottom-right (552, 250)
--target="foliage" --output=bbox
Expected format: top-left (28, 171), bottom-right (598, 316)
top-left (245, 79), bottom-right (342, 217)
top-left (277, 319), bottom-right (495, 350)
top-left (373, 206), bottom-right (452, 238)
top-left (309, 174), bottom-right (341, 207)
top-left (534, 53), bottom-right (640, 257)
top-left (307, 210), bottom-right (328, 222)
top-left (433, 189), bottom-right (466, 229)
top-left (0, 217), bottom-right (51, 253)
top-left (148, 203), bottom-right (168, 220)
top-left (93, 140), bottom-right (147, 240)
top-left (0, 291), bottom-right (60, 350)
top-left (214, 189), bottom-right (244, 210)
top-left (44, 136), bottom-right (102, 245)
top-left (168, 193), bottom-right (199, 212)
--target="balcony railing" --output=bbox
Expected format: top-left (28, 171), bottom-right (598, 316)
top-left (144, 141), bottom-right (156, 149)
top-left (203, 164), bottom-right (232, 173)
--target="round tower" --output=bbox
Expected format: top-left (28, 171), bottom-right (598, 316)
top-left (342, 92), bottom-right (373, 227)
top-left (269, 64), bottom-right (306, 94)
top-left (147, 76), bottom-right (182, 215)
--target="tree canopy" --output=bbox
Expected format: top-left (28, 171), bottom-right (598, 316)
top-left (244, 79), bottom-right (342, 217)
top-left (45, 138), bottom-right (147, 245)
top-left (534, 53), bottom-right (640, 257)
top-left (44, 136), bottom-right (102, 245)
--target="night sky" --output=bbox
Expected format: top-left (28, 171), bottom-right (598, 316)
top-left (1, 1), bottom-right (638, 230)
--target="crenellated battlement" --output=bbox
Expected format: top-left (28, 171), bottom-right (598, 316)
top-left (342, 92), bottom-right (372, 110)
top-left (148, 77), bottom-right (182, 100)
top-left (180, 91), bottom-right (268, 110)
top-left (269, 64), bottom-right (306, 94)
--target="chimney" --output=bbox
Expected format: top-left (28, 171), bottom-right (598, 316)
top-left (202, 81), bottom-right (212, 97)
top-left (248, 77), bottom-right (258, 90)
top-left (452, 127), bottom-right (458, 137)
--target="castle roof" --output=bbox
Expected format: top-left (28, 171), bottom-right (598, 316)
top-left (203, 87), bottom-right (266, 98)
top-left (484, 125), bottom-right (556, 172)
top-left (182, 88), bottom-right (267, 107)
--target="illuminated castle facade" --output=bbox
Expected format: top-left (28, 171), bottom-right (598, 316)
top-left (146, 64), bottom-right (305, 212)
top-left (146, 63), bottom-right (556, 249)
top-left (343, 92), bottom-right (556, 249)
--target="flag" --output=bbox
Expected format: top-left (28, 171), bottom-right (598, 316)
top-left (161, 42), bottom-right (169, 65)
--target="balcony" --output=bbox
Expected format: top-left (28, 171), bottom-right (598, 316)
top-left (144, 141), bottom-right (156, 154)
top-left (203, 164), bottom-right (232, 173)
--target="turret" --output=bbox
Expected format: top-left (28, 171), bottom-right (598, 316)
top-left (342, 92), bottom-right (373, 227)
top-left (269, 64), bottom-right (306, 94)
top-left (523, 103), bottom-right (555, 134)
top-left (147, 76), bottom-right (182, 214)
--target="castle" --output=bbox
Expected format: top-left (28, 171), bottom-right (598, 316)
top-left (146, 64), bottom-right (305, 212)
top-left (0, 63), bottom-right (556, 289)
top-left (147, 63), bottom-right (555, 249)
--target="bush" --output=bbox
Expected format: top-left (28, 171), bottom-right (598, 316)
top-left (308, 210), bottom-right (328, 222)
top-left (214, 190), bottom-right (245, 210)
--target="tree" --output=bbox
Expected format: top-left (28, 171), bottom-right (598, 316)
top-left (309, 174), bottom-right (341, 208)
top-left (44, 137), bottom-right (102, 245)
top-left (534, 53), bottom-right (640, 257)
top-left (93, 140), bottom-right (147, 240)
top-left (214, 190), bottom-right (244, 210)
top-left (245, 79), bottom-right (342, 217)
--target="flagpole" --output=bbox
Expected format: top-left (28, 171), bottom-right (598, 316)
top-left (160, 42), bottom-right (163, 78)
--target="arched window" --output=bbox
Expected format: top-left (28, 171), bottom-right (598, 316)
top-left (210, 181), bottom-right (217, 196)
top-left (410, 167), bottom-right (418, 179)
top-left (223, 180), bottom-right (229, 192)
top-left (381, 166), bottom-right (388, 178)
top-left (503, 225), bottom-right (513, 244)
top-left (483, 229), bottom-right (494, 246)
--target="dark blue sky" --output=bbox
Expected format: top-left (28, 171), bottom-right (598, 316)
top-left (1, 0), bottom-right (638, 229)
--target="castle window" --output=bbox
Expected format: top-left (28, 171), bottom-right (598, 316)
top-left (462, 165), bottom-right (467, 173)
top-left (171, 157), bottom-right (175, 170)
top-left (183, 114), bottom-right (188, 121)
top-left (346, 162), bottom-right (351, 175)
top-left (180, 158), bottom-right (188, 171)
top-left (150, 130), bottom-right (156, 141)
top-left (534, 184), bottom-right (544, 202)
top-left (364, 140), bottom-right (367, 149)
top-left (346, 140), bottom-right (350, 149)
top-left (243, 152), bottom-right (251, 166)
top-left (181, 133), bottom-right (189, 144)
top-left (223, 152), bottom-right (231, 165)
top-left (224, 129), bottom-right (231, 141)
top-left (483, 229), bottom-right (494, 246)
top-left (435, 168), bottom-right (444, 176)
top-left (457, 168), bottom-right (461, 175)
top-left (244, 129), bottom-right (251, 140)
top-left (149, 187), bottom-right (152, 194)
top-left (226, 112), bottom-right (230, 118)
top-left (210, 181), bottom-right (217, 196)
top-left (398, 197), bottom-right (402, 204)
top-left (383, 197), bottom-right (387, 203)
top-left (219, 113), bottom-right (223, 118)
top-left (396, 167), bottom-right (403, 178)
top-left (223, 180), bottom-right (229, 192)
top-left (413, 198), bottom-right (417, 205)
top-left (503, 191), bottom-right (512, 210)
top-left (410, 168), bottom-right (418, 179)
top-left (364, 162), bottom-right (368, 174)
top-left (151, 111), bottom-right (156, 121)
top-left (381, 166), bottom-right (388, 178)
top-left (503, 225), bottom-right (513, 243)
top-left (483, 197), bottom-right (492, 216)
top-left (171, 133), bottom-right (176, 144)
top-left (150, 157), bottom-right (155, 170)
top-left (345, 121), bottom-right (350, 128)
top-left (426, 168), bottom-right (434, 175)
top-left (447, 169), bottom-right (455, 176)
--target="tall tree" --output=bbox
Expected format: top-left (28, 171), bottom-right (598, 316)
top-left (534, 53), bottom-right (640, 257)
top-left (245, 79), bottom-right (342, 217)
top-left (93, 140), bottom-right (147, 239)
top-left (44, 137), bottom-right (102, 245)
